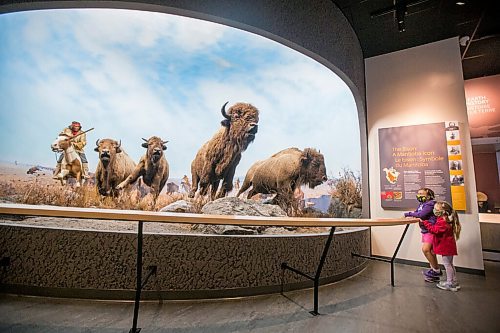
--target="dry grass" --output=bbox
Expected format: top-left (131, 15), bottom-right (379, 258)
top-left (2, 177), bottom-right (186, 211)
top-left (0, 181), bottom-right (18, 198)
top-left (329, 168), bottom-right (362, 209)
top-left (2, 168), bottom-right (363, 218)
top-left (190, 195), bottom-right (211, 214)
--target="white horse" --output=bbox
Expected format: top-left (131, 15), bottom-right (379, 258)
top-left (51, 135), bottom-right (83, 186)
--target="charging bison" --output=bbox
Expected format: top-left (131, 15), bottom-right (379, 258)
top-left (237, 147), bottom-right (327, 210)
top-left (94, 139), bottom-right (136, 196)
top-left (189, 102), bottom-right (259, 199)
top-left (116, 136), bottom-right (169, 198)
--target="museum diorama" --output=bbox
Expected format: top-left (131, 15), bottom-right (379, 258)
top-left (0, 1), bottom-right (497, 332)
top-left (0, 6), bottom-right (369, 303)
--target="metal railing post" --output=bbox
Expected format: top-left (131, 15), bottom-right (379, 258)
top-left (390, 224), bottom-right (410, 286)
top-left (352, 223), bottom-right (411, 287)
top-left (130, 221), bottom-right (144, 333)
top-left (281, 226), bottom-right (336, 316)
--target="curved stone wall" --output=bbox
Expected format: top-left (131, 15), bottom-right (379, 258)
top-left (0, 224), bottom-right (369, 299)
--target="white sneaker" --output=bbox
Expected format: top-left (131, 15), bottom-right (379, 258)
top-left (436, 281), bottom-right (460, 291)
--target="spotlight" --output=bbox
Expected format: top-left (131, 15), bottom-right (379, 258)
top-left (459, 36), bottom-right (470, 46)
top-left (395, 1), bottom-right (407, 32)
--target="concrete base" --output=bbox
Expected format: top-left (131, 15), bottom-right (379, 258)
top-left (0, 224), bottom-right (369, 300)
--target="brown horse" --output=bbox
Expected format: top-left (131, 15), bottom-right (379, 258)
top-left (51, 135), bottom-right (83, 186)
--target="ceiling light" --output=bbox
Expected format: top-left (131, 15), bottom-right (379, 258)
top-left (395, 1), bottom-right (407, 32)
top-left (456, 1), bottom-right (466, 5)
top-left (459, 36), bottom-right (470, 46)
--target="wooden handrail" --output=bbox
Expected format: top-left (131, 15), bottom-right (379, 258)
top-left (0, 203), bottom-right (419, 228)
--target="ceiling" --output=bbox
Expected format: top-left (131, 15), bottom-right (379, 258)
top-left (333, 0), bottom-right (500, 80)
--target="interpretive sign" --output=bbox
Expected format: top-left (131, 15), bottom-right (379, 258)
top-left (445, 121), bottom-right (467, 210)
top-left (379, 123), bottom-right (453, 209)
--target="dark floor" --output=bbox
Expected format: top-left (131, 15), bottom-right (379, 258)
top-left (1, 261), bottom-right (499, 333)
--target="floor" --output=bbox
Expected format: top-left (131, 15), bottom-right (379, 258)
top-left (1, 261), bottom-right (499, 333)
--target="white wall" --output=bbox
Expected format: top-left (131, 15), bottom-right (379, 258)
top-left (366, 38), bottom-right (484, 271)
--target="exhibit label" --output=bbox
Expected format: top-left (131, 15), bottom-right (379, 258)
top-left (379, 123), bottom-right (452, 209)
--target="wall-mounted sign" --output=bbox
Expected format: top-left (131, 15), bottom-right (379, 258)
top-left (379, 122), bottom-right (467, 210)
top-left (464, 74), bottom-right (500, 139)
top-left (445, 121), bottom-right (467, 210)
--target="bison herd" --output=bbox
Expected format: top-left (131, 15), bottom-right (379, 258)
top-left (56, 102), bottom-right (328, 210)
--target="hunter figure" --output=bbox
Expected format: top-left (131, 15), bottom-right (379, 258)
top-left (53, 121), bottom-right (90, 179)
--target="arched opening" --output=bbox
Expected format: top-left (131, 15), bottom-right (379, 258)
top-left (1, 3), bottom-right (366, 215)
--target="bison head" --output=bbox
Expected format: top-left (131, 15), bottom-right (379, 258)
top-left (220, 102), bottom-right (259, 148)
top-left (141, 136), bottom-right (168, 163)
top-left (300, 148), bottom-right (327, 189)
top-left (94, 139), bottom-right (122, 168)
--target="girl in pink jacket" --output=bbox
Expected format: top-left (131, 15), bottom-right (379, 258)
top-left (421, 201), bottom-right (462, 291)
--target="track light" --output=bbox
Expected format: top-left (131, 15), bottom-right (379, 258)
top-left (395, 1), bottom-right (408, 32)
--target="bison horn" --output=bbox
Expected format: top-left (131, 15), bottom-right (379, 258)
top-left (221, 102), bottom-right (230, 119)
top-left (162, 140), bottom-right (169, 145)
top-left (116, 140), bottom-right (121, 148)
top-left (142, 138), bottom-right (148, 142)
top-left (95, 139), bottom-right (100, 147)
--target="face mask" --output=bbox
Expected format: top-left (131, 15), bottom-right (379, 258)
top-left (433, 208), bottom-right (444, 216)
top-left (417, 195), bottom-right (427, 203)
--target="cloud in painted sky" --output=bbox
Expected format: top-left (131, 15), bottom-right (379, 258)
top-left (0, 8), bottom-right (360, 179)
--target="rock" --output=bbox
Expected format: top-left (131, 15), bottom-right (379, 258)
top-left (192, 224), bottom-right (260, 235)
top-left (159, 200), bottom-right (194, 213)
top-left (328, 198), bottom-right (362, 218)
top-left (201, 197), bottom-right (287, 217)
top-left (301, 207), bottom-right (332, 218)
top-left (196, 197), bottom-right (287, 235)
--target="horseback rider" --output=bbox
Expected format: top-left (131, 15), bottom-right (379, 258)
top-left (53, 121), bottom-right (90, 179)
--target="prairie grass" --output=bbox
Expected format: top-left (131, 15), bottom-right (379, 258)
top-left (328, 168), bottom-right (362, 210)
top-left (1, 167), bottom-right (363, 218)
top-left (2, 177), bottom-right (185, 211)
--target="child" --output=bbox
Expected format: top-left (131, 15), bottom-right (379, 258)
top-left (404, 188), bottom-right (441, 281)
top-left (421, 201), bottom-right (461, 291)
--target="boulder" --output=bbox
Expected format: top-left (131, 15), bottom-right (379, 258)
top-left (201, 197), bottom-right (287, 217)
top-left (328, 197), bottom-right (362, 218)
top-left (159, 200), bottom-right (194, 213)
top-left (195, 197), bottom-right (287, 235)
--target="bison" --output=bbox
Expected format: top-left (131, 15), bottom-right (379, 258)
top-left (94, 139), bottom-right (136, 196)
top-left (189, 102), bottom-right (259, 199)
top-left (237, 147), bottom-right (327, 210)
top-left (116, 136), bottom-right (169, 198)
top-left (27, 166), bottom-right (41, 175)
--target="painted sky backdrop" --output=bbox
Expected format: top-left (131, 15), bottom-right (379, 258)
top-left (0, 8), bottom-right (360, 179)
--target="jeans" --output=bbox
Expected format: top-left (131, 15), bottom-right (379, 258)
top-left (58, 152), bottom-right (88, 163)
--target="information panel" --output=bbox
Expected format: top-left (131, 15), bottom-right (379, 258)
top-left (379, 123), bottom-right (452, 209)
top-left (445, 121), bottom-right (467, 210)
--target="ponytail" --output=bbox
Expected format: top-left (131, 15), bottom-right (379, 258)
top-left (438, 201), bottom-right (461, 240)
top-left (448, 210), bottom-right (461, 240)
